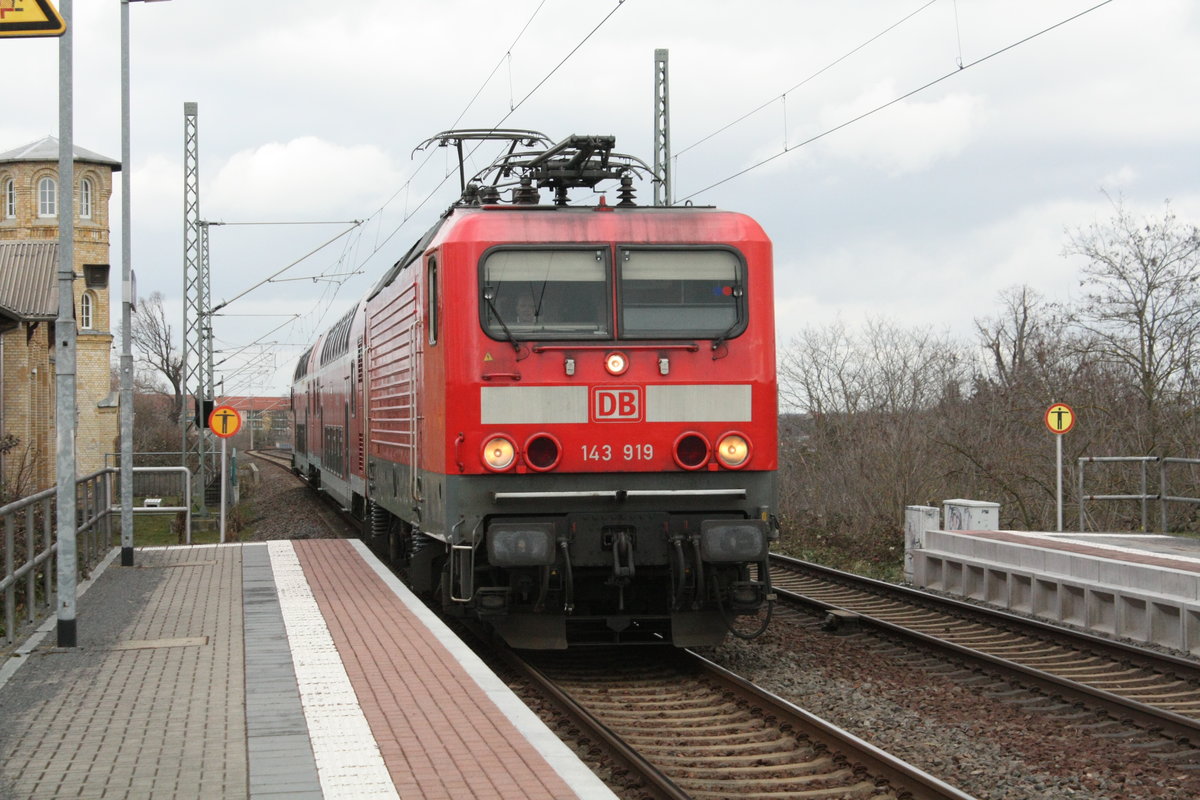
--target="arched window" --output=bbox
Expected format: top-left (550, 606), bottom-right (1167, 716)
top-left (80, 177), bottom-right (93, 219)
top-left (2, 178), bottom-right (14, 219)
top-left (38, 176), bottom-right (57, 218)
top-left (80, 291), bottom-right (95, 330)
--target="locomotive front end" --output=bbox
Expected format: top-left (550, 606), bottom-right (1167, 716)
top-left (360, 132), bottom-right (778, 649)
top-left (445, 210), bottom-right (777, 648)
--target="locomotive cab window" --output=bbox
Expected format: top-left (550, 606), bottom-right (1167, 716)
top-left (618, 248), bottom-right (746, 339)
top-left (481, 248), bottom-right (610, 340)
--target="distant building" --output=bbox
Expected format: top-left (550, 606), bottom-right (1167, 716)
top-left (0, 137), bottom-right (120, 493)
top-left (219, 396), bottom-right (293, 450)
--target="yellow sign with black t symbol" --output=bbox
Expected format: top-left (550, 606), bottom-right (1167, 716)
top-left (0, 0), bottom-right (66, 38)
top-left (1044, 403), bottom-right (1075, 435)
top-left (209, 405), bottom-right (243, 439)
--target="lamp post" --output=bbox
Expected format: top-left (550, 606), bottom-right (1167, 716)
top-left (120, 0), bottom-right (170, 567)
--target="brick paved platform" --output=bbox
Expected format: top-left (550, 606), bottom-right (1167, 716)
top-left (0, 540), bottom-right (616, 800)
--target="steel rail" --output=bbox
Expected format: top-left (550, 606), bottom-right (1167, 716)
top-left (770, 553), bottom-right (1200, 742)
top-left (491, 644), bottom-right (694, 800)
top-left (510, 644), bottom-right (977, 800)
top-left (685, 650), bottom-right (977, 800)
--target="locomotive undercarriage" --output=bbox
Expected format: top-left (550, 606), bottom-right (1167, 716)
top-left (367, 460), bottom-right (776, 648)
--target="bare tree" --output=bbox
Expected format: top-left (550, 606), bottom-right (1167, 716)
top-left (777, 319), bottom-right (966, 570)
top-left (1064, 198), bottom-right (1200, 453)
top-left (129, 291), bottom-right (184, 423)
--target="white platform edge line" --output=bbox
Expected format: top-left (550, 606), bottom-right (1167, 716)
top-left (0, 546), bottom-right (121, 690)
top-left (268, 540), bottom-right (400, 800)
top-left (967, 529), bottom-right (1200, 567)
top-left (347, 538), bottom-right (618, 800)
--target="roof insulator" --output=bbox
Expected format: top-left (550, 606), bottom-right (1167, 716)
top-left (513, 177), bottom-right (540, 205)
top-left (616, 174), bottom-right (637, 207)
top-left (478, 185), bottom-right (501, 204)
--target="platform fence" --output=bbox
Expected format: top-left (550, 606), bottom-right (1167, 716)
top-left (0, 469), bottom-right (114, 650)
top-left (0, 465), bottom-right (193, 651)
top-left (1078, 456), bottom-right (1200, 533)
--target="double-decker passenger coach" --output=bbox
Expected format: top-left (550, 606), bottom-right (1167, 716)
top-left (293, 131), bottom-right (777, 648)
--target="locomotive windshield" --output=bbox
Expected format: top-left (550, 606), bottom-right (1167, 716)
top-left (482, 248), bottom-right (611, 339)
top-left (480, 246), bottom-right (746, 341)
top-left (618, 248), bottom-right (744, 339)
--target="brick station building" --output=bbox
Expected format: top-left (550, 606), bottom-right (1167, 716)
top-left (0, 137), bottom-right (120, 493)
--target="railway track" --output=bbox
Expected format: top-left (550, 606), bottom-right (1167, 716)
top-left (247, 448), bottom-right (294, 471)
top-left (245, 449), bottom-right (357, 538)
top-left (501, 646), bottom-right (975, 800)
top-left (769, 553), bottom-right (1200, 743)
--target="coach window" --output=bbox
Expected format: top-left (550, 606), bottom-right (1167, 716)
top-left (617, 248), bottom-right (745, 339)
top-left (481, 248), bottom-right (610, 340)
top-left (426, 256), bottom-right (439, 346)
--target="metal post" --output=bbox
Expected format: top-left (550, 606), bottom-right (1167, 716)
top-left (1159, 457), bottom-right (1168, 533)
top-left (1139, 460), bottom-right (1148, 532)
top-left (1055, 433), bottom-right (1063, 532)
top-left (653, 48), bottom-right (671, 206)
top-left (1077, 459), bottom-right (1085, 532)
top-left (119, 0), bottom-right (134, 566)
top-left (55, 0), bottom-right (78, 648)
top-left (219, 436), bottom-right (227, 544)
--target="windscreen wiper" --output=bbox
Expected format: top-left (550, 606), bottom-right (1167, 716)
top-left (710, 286), bottom-right (744, 354)
top-left (483, 289), bottom-right (522, 352)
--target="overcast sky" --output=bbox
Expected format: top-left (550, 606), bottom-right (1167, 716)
top-left (3, 0), bottom-right (1197, 396)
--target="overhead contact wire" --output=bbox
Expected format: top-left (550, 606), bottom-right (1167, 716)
top-left (678, 0), bottom-right (1116, 202)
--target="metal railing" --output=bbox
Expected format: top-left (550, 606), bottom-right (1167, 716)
top-left (124, 467), bottom-right (193, 545)
top-left (1, 465), bottom-right (194, 649)
top-left (1, 469), bottom-right (114, 649)
top-left (1078, 456), bottom-right (1200, 533)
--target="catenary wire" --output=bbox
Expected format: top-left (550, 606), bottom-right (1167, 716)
top-left (677, 0), bottom-right (1116, 203)
top-left (675, 0), bottom-right (939, 160)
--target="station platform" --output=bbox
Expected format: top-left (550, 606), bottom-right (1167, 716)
top-left (906, 512), bottom-right (1200, 656)
top-left (0, 539), bottom-right (617, 800)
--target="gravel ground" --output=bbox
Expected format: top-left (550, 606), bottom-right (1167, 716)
top-left (698, 609), bottom-right (1200, 800)
top-left (238, 457), bottom-right (351, 541)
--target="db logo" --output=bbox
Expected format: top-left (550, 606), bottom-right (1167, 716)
top-left (592, 387), bottom-right (642, 422)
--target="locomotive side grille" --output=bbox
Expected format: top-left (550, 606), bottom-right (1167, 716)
top-left (367, 288), bottom-right (419, 452)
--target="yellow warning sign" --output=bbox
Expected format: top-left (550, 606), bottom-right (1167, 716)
top-left (209, 405), bottom-right (243, 439)
top-left (1044, 403), bottom-right (1075, 435)
top-left (483, 352), bottom-right (494, 362)
top-left (0, 0), bottom-right (66, 38)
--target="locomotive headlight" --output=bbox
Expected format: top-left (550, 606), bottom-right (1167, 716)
top-left (716, 433), bottom-right (751, 469)
top-left (482, 436), bottom-right (517, 471)
top-left (604, 351), bottom-right (629, 376)
top-left (699, 520), bottom-right (769, 562)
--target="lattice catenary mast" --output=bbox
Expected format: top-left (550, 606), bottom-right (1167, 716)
top-left (181, 101), bottom-right (215, 504)
top-left (653, 48), bottom-right (671, 207)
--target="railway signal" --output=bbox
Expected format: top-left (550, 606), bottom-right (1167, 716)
top-left (208, 405), bottom-right (241, 543)
top-left (1045, 402), bottom-right (1076, 531)
top-left (209, 405), bottom-right (242, 438)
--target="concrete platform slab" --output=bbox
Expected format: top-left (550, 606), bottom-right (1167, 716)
top-left (905, 508), bottom-right (1200, 655)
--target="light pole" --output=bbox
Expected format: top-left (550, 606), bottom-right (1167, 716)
top-left (120, 0), bottom-right (171, 567)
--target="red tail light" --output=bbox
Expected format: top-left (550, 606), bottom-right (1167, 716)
top-left (673, 432), bottom-right (710, 470)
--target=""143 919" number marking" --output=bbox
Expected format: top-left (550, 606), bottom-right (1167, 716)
top-left (581, 444), bottom-right (655, 462)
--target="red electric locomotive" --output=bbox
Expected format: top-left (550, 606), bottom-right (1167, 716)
top-left (293, 131), bottom-right (777, 648)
